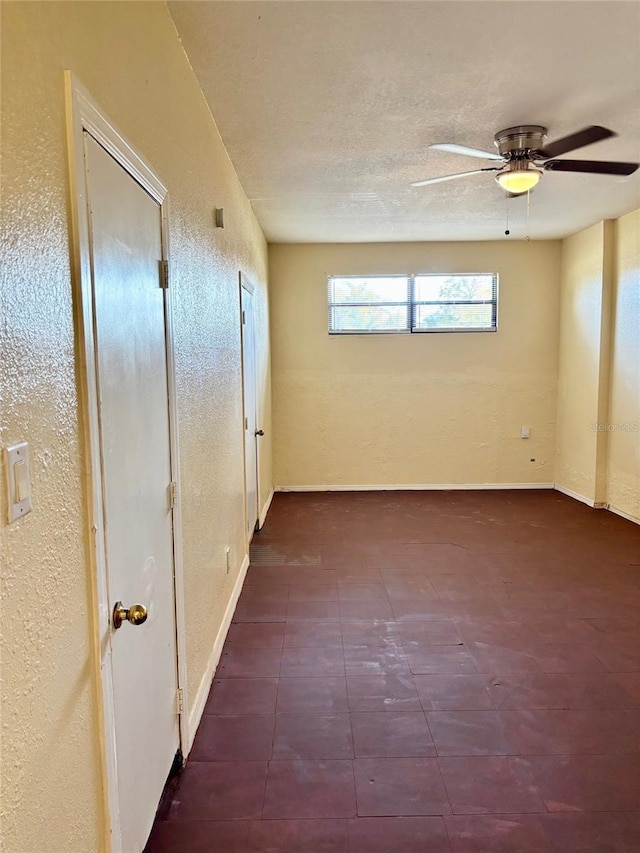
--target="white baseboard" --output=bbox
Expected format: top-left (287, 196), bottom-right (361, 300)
top-left (276, 483), bottom-right (555, 492)
top-left (606, 503), bottom-right (640, 525)
top-left (186, 552), bottom-right (250, 753)
top-left (553, 484), bottom-right (596, 507)
top-left (554, 486), bottom-right (639, 525)
top-left (259, 488), bottom-right (275, 528)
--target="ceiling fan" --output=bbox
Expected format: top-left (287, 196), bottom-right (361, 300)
top-left (412, 125), bottom-right (639, 195)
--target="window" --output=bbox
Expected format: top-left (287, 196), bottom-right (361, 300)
top-left (328, 273), bottom-right (498, 334)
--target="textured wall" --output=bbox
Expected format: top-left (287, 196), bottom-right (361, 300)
top-left (269, 241), bottom-right (561, 488)
top-left (0, 3), bottom-right (269, 851)
top-left (555, 223), bottom-right (607, 502)
top-left (607, 209), bottom-right (640, 520)
top-left (555, 212), bottom-right (639, 516)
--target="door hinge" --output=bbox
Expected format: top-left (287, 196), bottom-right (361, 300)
top-left (159, 259), bottom-right (169, 289)
top-left (245, 417), bottom-right (248, 430)
top-left (169, 481), bottom-right (177, 509)
top-left (176, 688), bottom-right (184, 714)
top-left (242, 310), bottom-right (246, 325)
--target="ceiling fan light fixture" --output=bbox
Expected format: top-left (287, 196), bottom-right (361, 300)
top-left (496, 163), bottom-right (542, 194)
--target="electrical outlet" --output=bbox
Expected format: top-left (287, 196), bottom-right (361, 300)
top-left (225, 546), bottom-right (231, 574)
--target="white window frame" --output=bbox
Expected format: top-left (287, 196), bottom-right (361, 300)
top-left (328, 273), bottom-right (498, 335)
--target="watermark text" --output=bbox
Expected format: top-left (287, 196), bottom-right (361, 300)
top-left (590, 422), bottom-right (638, 432)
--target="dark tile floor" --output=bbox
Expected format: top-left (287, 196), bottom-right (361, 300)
top-left (146, 490), bottom-right (640, 852)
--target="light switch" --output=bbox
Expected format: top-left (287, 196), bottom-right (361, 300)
top-left (521, 426), bottom-right (530, 439)
top-left (4, 442), bottom-right (32, 522)
top-left (14, 460), bottom-right (28, 501)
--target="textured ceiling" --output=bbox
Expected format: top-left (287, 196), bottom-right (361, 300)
top-left (169, 1), bottom-right (640, 242)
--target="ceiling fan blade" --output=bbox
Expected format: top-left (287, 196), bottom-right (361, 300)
top-left (544, 159), bottom-right (639, 175)
top-left (538, 126), bottom-right (616, 159)
top-left (429, 143), bottom-right (504, 161)
top-left (412, 167), bottom-right (500, 187)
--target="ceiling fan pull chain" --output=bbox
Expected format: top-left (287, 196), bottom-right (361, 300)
top-left (525, 189), bottom-right (531, 241)
top-left (504, 194), bottom-right (510, 236)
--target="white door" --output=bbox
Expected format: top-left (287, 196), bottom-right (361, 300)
top-left (85, 134), bottom-right (180, 852)
top-left (240, 278), bottom-right (260, 536)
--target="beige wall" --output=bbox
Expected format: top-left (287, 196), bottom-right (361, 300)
top-left (607, 209), bottom-right (640, 520)
top-left (269, 241), bottom-right (561, 488)
top-left (555, 212), bottom-right (639, 521)
top-left (555, 222), bottom-right (610, 502)
top-left (0, 3), bottom-right (270, 851)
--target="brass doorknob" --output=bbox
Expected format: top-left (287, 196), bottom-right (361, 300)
top-left (112, 601), bottom-right (148, 630)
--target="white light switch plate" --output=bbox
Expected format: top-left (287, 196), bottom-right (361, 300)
top-left (5, 442), bottom-right (32, 522)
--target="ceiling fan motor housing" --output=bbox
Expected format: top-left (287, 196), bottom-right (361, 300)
top-left (494, 125), bottom-right (548, 160)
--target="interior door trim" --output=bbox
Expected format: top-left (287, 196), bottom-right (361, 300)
top-left (64, 72), bottom-right (189, 853)
top-left (239, 271), bottom-right (260, 543)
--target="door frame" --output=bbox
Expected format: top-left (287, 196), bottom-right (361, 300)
top-left (64, 73), bottom-right (189, 853)
top-left (239, 272), bottom-right (261, 541)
